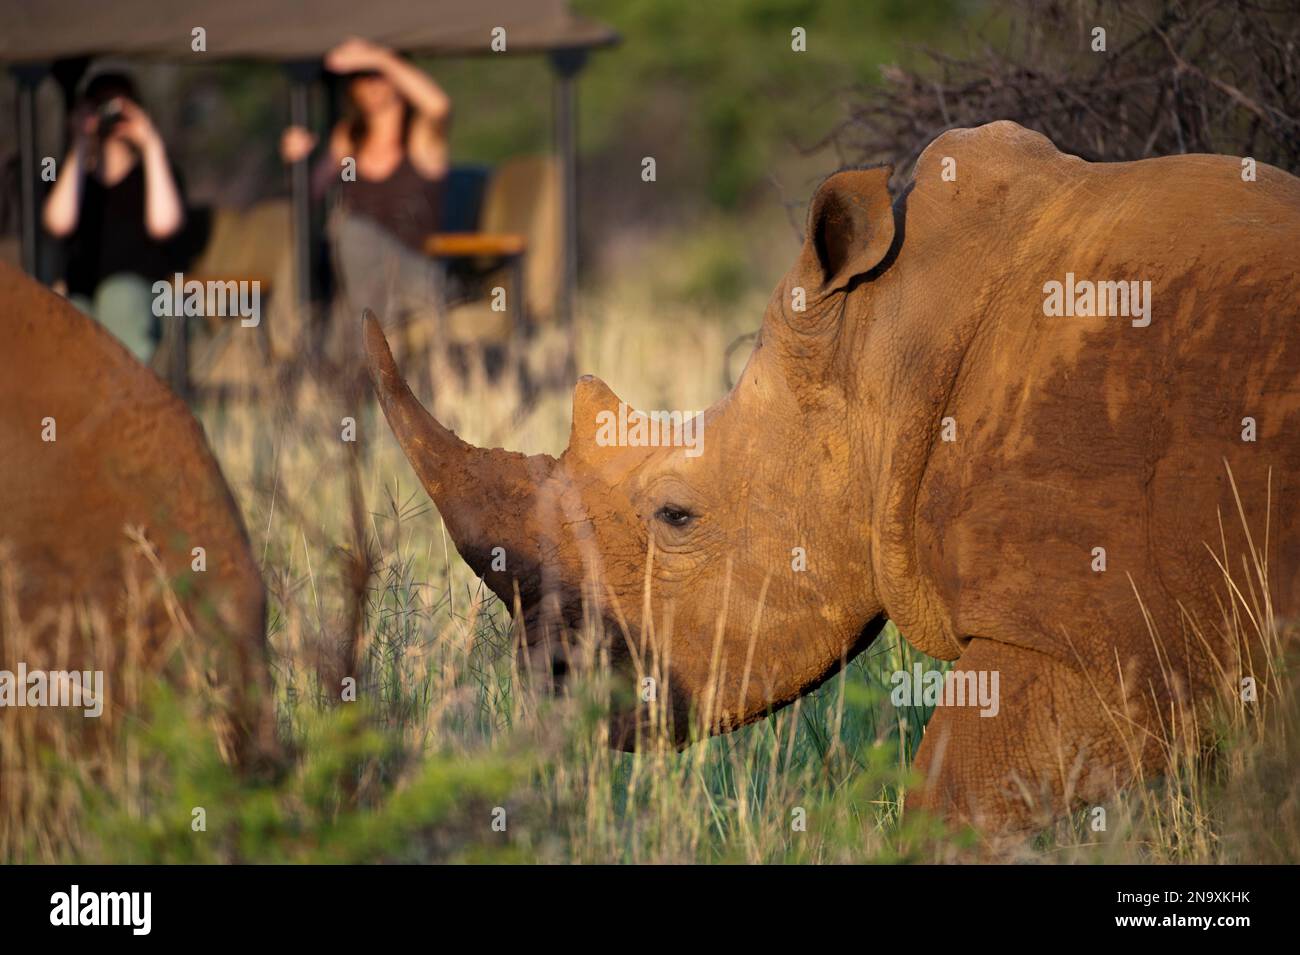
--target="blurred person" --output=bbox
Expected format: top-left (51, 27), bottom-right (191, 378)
top-left (281, 38), bottom-right (451, 368)
top-left (43, 73), bottom-right (187, 362)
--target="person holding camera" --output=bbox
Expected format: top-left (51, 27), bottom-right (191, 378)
top-left (43, 72), bottom-right (187, 362)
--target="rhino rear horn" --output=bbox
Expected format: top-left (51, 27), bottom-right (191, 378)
top-left (566, 374), bottom-right (628, 462)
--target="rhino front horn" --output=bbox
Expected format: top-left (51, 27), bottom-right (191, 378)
top-left (362, 310), bottom-right (558, 604)
top-left (363, 308), bottom-right (475, 502)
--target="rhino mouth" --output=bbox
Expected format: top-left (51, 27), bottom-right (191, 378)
top-left (513, 597), bottom-right (692, 749)
top-left (516, 598), bottom-right (630, 688)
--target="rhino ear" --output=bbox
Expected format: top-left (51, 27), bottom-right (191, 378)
top-left (799, 165), bottom-right (895, 293)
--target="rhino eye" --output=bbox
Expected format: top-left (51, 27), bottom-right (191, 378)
top-left (655, 505), bottom-right (694, 528)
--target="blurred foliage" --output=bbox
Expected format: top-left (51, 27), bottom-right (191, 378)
top-left (69, 690), bottom-right (528, 864)
top-left (834, 0), bottom-right (1300, 178)
top-left (568, 0), bottom-right (966, 208)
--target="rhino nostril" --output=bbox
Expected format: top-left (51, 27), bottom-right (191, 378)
top-left (551, 656), bottom-right (570, 681)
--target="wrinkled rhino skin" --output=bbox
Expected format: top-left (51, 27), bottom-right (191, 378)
top-left (366, 120), bottom-right (1296, 831)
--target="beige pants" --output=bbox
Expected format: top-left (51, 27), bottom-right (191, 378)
top-left (326, 207), bottom-right (444, 378)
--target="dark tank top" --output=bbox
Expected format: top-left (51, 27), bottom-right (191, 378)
top-left (63, 162), bottom-right (189, 297)
top-left (326, 156), bottom-right (445, 253)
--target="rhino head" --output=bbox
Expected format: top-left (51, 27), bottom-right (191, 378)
top-left (366, 166), bottom-right (900, 747)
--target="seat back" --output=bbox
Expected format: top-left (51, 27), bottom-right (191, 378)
top-left (189, 199), bottom-right (291, 293)
top-left (478, 155), bottom-right (561, 322)
top-left (184, 199), bottom-right (298, 386)
top-left (441, 164), bottom-right (493, 233)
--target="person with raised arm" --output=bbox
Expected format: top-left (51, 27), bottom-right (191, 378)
top-left (282, 38), bottom-right (453, 368)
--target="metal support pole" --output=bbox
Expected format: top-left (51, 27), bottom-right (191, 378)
top-left (12, 64), bottom-right (48, 278)
top-left (549, 49), bottom-right (587, 381)
top-left (167, 285), bottom-right (190, 399)
top-left (509, 250), bottom-right (527, 394)
top-left (285, 61), bottom-right (320, 315)
top-left (49, 58), bottom-right (89, 289)
top-left (51, 56), bottom-right (90, 151)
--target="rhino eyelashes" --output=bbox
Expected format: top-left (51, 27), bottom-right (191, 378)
top-left (655, 505), bottom-right (695, 528)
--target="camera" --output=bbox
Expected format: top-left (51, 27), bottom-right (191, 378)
top-left (95, 97), bottom-right (125, 136)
